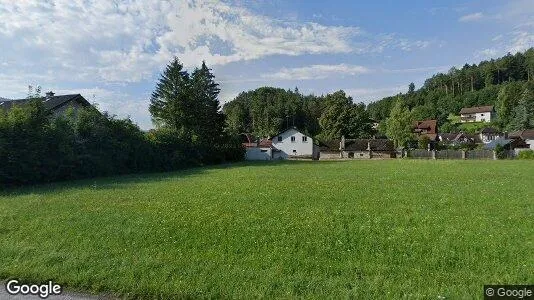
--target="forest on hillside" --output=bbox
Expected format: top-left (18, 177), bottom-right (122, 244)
top-left (367, 48), bottom-right (534, 133)
top-left (223, 48), bottom-right (534, 141)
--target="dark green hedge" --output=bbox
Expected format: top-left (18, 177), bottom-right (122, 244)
top-left (0, 100), bottom-right (244, 185)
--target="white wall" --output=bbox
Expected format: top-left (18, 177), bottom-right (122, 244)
top-left (245, 147), bottom-right (272, 160)
top-left (272, 128), bottom-right (314, 157)
top-left (526, 139), bottom-right (534, 150)
top-left (461, 111), bottom-right (494, 123)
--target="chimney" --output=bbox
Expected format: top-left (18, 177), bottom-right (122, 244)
top-left (45, 91), bottom-right (55, 99)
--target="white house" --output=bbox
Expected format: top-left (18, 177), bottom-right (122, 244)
top-left (459, 105), bottom-right (496, 123)
top-left (271, 127), bottom-right (318, 159)
top-left (479, 127), bottom-right (504, 144)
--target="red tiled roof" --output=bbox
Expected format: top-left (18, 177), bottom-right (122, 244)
top-left (258, 139), bottom-right (273, 148)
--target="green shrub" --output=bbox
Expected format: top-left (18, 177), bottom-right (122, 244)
top-left (518, 150), bottom-right (534, 159)
top-left (494, 144), bottom-right (507, 159)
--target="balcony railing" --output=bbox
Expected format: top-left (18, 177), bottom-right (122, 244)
top-left (460, 116), bottom-right (476, 122)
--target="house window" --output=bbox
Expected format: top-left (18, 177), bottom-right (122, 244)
top-left (302, 136), bottom-right (307, 142)
top-left (260, 149), bottom-right (268, 153)
top-left (277, 136), bottom-right (282, 142)
top-left (292, 150), bottom-right (297, 153)
top-left (481, 113), bottom-right (484, 116)
top-left (291, 136), bottom-right (296, 142)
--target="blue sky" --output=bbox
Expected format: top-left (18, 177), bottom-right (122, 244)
top-left (1, 0), bottom-right (533, 129)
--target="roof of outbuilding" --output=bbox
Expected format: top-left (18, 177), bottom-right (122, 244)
top-left (509, 129), bottom-right (534, 140)
top-left (439, 133), bottom-right (459, 142)
top-left (480, 127), bottom-right (500, 134)
top-left (320, 139), bottom-right (394, 152)
top-left (0, 94), bottom-right (90, 112)
top-left (318, 140), bottom-right (340, 151)
top-left (459, 105), bottom-right (494, 114)
top-left (349, 139), bottom-right (394, 151)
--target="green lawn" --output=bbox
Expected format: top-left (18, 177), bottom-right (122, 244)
top-left (1, 160), bottom-right (533, 299)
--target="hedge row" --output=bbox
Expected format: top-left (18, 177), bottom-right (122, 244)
top-left (0, 100), bottom-right (244, 185)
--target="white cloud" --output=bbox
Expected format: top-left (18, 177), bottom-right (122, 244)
top-left (459, 12), bottom-right (484, 22)
top-left (259, 64), bottom-right (447, 81)
top-left (0, 0), bottom-right (362, 84)
top-left (508, 29), bottom-right (534, 54)
top-left (0, 0), bottom-right (435, 128)
top-left (0, 0), bottom-right (433, 85)
top-left (262, 64), bottom-right (369, 80)
top-left (476, 48), bottom-right (499, 59)
top-left (476, 22), bottom-right (534, 59)
top-left (492, 34), bottom-right (503, 41)
top-left (344, 85), bottom-right (407, 103)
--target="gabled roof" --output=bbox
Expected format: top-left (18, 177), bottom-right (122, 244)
top-left (413, 119), bottom-right (437, 134)
top-left (270, 126), bottom-right (305, 140)
top-left (480, 127), bottom-right (500, 134)
top-left (439, 133), bottom-right (459, 142)
top-left (240, 133), bottom-right (278, 149)
top-left (459, 105), bottom-right (494, 114)
top-left (0, 94), bottom-right (91, 112)
top-left (320, 139), bottom-right (394, 152)
top-left (258, 139), bottom-right (273, 148)
top-left (509, 129), bottom-right (534, 140)
top-left (440, 132), bottom-right (478, 144)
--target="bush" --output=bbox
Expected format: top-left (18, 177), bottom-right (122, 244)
top-left (494, 144), bottom-right (507, 159)
top-left (418, 136), bottom-right (431, 150)
top-left (518, 150), bottom-right (534, 159)
top-left (0, 103), bottom-right (245, 186)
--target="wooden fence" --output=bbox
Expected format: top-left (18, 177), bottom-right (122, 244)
top-left (408, 149), bottom-right (497, 160)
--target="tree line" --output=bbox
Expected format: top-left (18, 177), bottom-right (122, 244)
top-left (0, 59), bottom-right (244, 185)
top-left (369, 48), bottom-right (534, 136)
top-left (223, 48), bottom-right (534, 148)
top-left (223, 88), bottom-right (375, 141)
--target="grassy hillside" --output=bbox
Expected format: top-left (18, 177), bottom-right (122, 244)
top-left (1, 160), bottom-right (533, 298)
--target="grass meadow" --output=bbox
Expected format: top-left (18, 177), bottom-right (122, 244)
top-left (0, 160), bottom-right (533, 299)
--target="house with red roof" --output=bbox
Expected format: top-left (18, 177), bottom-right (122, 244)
top-left (413, 119), bottom-right (438, 141)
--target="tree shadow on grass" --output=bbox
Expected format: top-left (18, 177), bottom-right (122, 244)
top-left (0, 160), bottom-right (345, 197)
